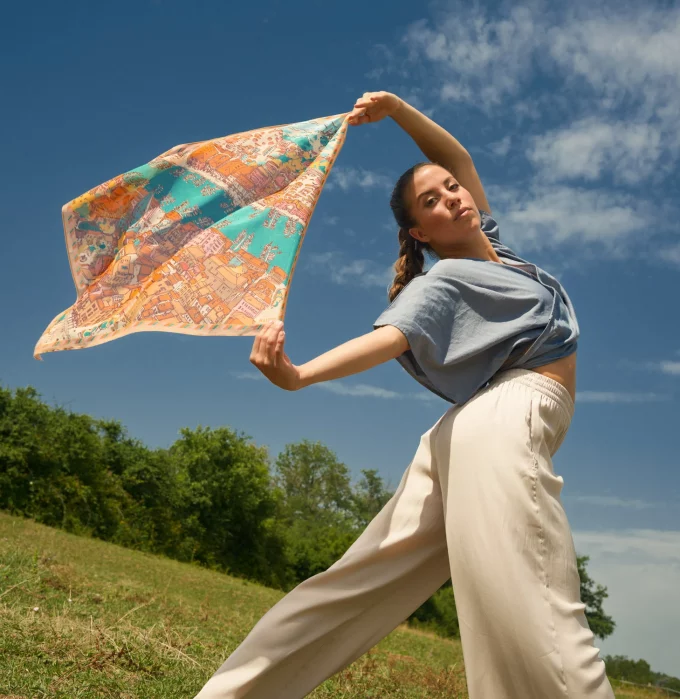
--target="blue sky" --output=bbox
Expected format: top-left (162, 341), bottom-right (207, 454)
top-left (2, 0), bottom-right (679, 678)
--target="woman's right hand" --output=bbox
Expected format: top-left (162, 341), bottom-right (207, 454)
top-left (347, 91), bottom-right (402, 126)
top-left (249, 320), bottom-right (302, 391)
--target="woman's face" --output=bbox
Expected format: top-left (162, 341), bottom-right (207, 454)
top-left (405, 164), bottom-right (481, 257)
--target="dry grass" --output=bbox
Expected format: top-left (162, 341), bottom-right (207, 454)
top-left (0, 511), bottom-right (669, 698)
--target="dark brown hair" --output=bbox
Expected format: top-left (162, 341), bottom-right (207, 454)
top-left (387, 162), bottom-right (442, 302)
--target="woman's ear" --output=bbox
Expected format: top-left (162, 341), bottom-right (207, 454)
top-left (409, 227), bottom-right (428, 244)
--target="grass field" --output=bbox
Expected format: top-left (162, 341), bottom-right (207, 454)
top-left (0, 511), bottom-right (669, 698)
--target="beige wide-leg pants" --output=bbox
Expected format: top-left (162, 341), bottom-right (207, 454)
top-left (195, 369), bottom-right (615, 699)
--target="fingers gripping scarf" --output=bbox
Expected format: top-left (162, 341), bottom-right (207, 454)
top-left (34, 114), bottom-right (348, 359)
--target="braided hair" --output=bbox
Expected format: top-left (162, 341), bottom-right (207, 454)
top-left (388, 162), bottom-right (439, 302)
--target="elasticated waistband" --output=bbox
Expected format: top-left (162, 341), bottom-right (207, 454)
top-left (488, 368), bottom-right (575, 420)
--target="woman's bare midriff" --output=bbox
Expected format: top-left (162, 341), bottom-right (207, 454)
top-left (529, 352), bottom-right (577, 404)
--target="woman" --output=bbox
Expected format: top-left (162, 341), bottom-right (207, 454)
top-left (195, 93), bottom-right (615, 699)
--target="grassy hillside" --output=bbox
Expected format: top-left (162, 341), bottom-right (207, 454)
top-left (0, 512), bottom-right (668, 698)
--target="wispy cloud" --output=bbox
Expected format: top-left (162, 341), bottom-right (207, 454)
top-left (660, 361), bottom-right (680, 376)
top-left (378, 3), bottom-right (680, 260)
top-left (573, 528), bottom-right (680, 676)
top-left (620, 357), bottom-right (680, 376)
top-left (576, 391), bottom-right (669, 403)
top-left (399, 4), bottom-right (680, 134)
top-left (233, 372), bottom-right (672, 405)
top-left (546, 8), bottom-right (680, 133)
top-left (325, 167), bottom-right (393, 192)
top-left (661, 244), bottom-right (680, 266)
top-left (230, 371), bottom-right (264, 381)
top-left (230, 368), bottom-right (443, 404)
top-left (488, 135), bottom-right (512, 158)
top-left (487, 183), bottom-right (646, 252)
top-left (574, 528), bottom-right (680, 565)
top-left (314, 380), bottom-right (444, 403)
top-left (403, 8), bottom-right (538, 108)
top-left (527, 118), bottom-right (663, 185)
top-left (565, 495), bottom-right (661, 510)
top-left (313, 382), bottom-right (401, 399)
top-left (307, 252), bottom-right (395, 289)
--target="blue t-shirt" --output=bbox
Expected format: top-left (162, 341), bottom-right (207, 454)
top-left (373, 211), bottom-right (579, 405)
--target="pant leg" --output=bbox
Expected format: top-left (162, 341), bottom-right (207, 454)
top-left (433, 369), bottom-right (615, 699)
top-left (194, 425), bottom-right (452, 699)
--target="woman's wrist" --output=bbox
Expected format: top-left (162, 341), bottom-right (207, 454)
top-left (389, 94), bottom-right (406, 119)
top-left (296, 364), bottom-right (315, 390)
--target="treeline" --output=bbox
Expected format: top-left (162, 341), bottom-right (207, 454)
top-left (0, 384), bottom-right (619, 646)
top-left (1, 385), bottom-right (376, 592)
top-left (603, 656), bottom-right (680, 693)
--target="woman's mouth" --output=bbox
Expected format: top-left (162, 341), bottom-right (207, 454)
top-left (455, 208), bottom-right (471, 220)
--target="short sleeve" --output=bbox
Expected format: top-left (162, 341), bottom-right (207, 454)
top-left (479, 210), bottom-right (500, 242)
top-left (373, 274), bottom-right (460, 365)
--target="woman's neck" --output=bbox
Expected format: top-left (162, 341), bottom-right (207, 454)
top-left (438, 236), bottom-right (501, 263)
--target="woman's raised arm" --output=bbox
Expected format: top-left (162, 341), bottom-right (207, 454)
top-left (249, 321), bottom-right (409, 391)
top-left (348, 92), bottom-right (491, 214)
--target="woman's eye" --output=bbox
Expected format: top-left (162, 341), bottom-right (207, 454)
top-left (449, 183), bottom-right (459, 191)
top-left (426, 197), bottom-right (436, 206)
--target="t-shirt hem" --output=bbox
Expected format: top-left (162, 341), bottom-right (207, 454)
top-left (373, 317), bottom-right (427, 354)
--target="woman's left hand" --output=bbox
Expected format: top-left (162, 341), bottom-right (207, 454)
top-left (347, 91), bottom-right (402, 126)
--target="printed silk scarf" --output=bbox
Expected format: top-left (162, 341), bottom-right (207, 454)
top-left (34, 114), bottom-right (348, 359)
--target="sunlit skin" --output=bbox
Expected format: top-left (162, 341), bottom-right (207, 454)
top-left (405, 164), bottom-right (502, 263)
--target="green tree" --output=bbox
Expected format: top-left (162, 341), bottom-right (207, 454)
top-left (0, 386), bottom-right (122, 536)
top-left (351, 468), bottom-right (393, 528)
top-left (274, 440), bottom-right (355, 520)
top-left (273, 441), bottom-right (357, 585)
top-left (170, 425), bottom-right (290, 589)
top-left (578, 554), bottom-right (615, 640)
top-left (0, 385), bottom-right (63, 518)
top-left (98, 419), bottom-right (183, 555)
top-left (603, 655), bottom-right (653, 684)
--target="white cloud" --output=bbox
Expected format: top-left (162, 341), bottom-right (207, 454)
top-left (230, 371), bottom-right (264, 381)
top-left (546, 9), bottom-right (680, 128)
top-left (391, 3), bottom-right (680, 189)
top-left (231, 371), bottom-right (444, 404)
top-left (378, 3), bottom-right (680, 265)
top-left (403, 8), bottom-right (538, 107)
top-left (325, 167), bottom-right (393, 192)
top-left (576, 391), bottom-right (669, 404)
top-left (660, 361), bottom-right (680, 376)
top-left (625, 358), bottom-right (680, 376)
top-left (313, 380), bottom-right (445, 404)
top-left (400, 5), bottom-right (680, 124)
top-left (573, 528), bottom-right (680, 677)
top-left (488, 183), bottom-right (646, 251)
top-left (661, 244), bottom-right (680, 266)
top-left (575, 528), bottom-right (680, 565)
top-left (307, 252), bottom-right (395, 289)
top-left (489, 135), bottom-right (512, 158)
top-left (313, 382), bottom-right (401, 399)
top-left (565, 495), bottom-right (660, 510)
top-left (364, 67), bottom-right (384, 80)
top-left (527, 118), bottom-right (663, 185)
